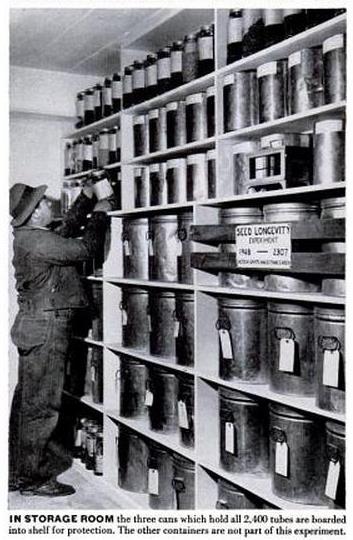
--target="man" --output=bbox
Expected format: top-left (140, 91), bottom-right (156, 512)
top-left (9, 181), bottom-right (111, 497)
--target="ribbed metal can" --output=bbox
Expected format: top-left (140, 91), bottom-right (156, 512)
top-left (263, 202), bottom-right (319, 222)
top-left (216, 479), bottom-right (262, 509)
top-left (217, 297), bottom-right (267, 383)
top-left (175, 292), bottom-right (194, 366)
top-left (315, 307), bottom-right (345, 414)
top-left (185, 93), bottom-right (207, 143)
top-left (324, 421), bottom-right (345, 509)
top-left (118, 427), bottom-right (148, 493)
top-left (91, 282), bottom-right (103, 341)
top-left (269, 404), bottom-right (325, 504)
top-left (149, 162), bottom-right (167, 206)
top-left (172, 454), bottom-right (195, 509)
top-left (90, 347), bottom-right (103, 404)
top-left (223, 71), bottom-right (258, 132)
top-left (323, 34), bottom-right (346, 104)
top-left (177, 211), bottom-right (193, 284)
top-left (257, 61), bottom-right (287, 123)
top-left (120, 287), bottom-right (149, 351)
top-left (313, 119), bottom-right (345, 184)
top-left (147, 366), bottom-right (178, 433)
top-left (149, 290), bottom-right (176, 359)
top-left (148, 443), bottom-right (174, 509)
top-left (186, 153), bottom-right (208, 201)
top-left (268, 302), bottom-right (315, 396)
top-left (166, 159), bottom-right (187, 204)
top-left (120, 356), bottom-right (148, 419)
top-left (219, 387), bottom-right (268, 474)
top-left (320, 197), bottom-right (345, 219)
top-left (177, 373), bottom-right (194, 447)
top-left (233, 141), bottom-right (260, 194)
top-left (166, 101), bottom-right (186, 148)
top-left (288, 47), bottom-right (323, 114)
top-left (150, 215), bottom-right (179, 282)
top-left (122, 218), bottom-right (149, 279)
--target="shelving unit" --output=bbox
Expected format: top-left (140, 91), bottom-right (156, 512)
top-left (61, 9), bottom-right (346, 511)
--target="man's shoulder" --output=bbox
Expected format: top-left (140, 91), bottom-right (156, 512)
top-left (13, 226), bottom-right (58, 246)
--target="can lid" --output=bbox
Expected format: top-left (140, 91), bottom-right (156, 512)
top-left (326, 421), bottom-right (345, 438)
top-left (206, 86), bottom-right (216, 96)
top-left (264, 274), bottom-right (320, 293)
top-left (218, 296), bottom-right (264, 309)
top-left (176, 291), bottom-right (194, 302)
top-left (179, 211), bottom-right (193, 222)
top-left (257, 62), bottom-right (278, 78)
top-left (320, 197), bottom-right (346, 210)
top-left (220, 206), bottom-right (262, 220)
top-left (314, 305), bottom-right (345, 321)
top-left (125, 217), bottom-right (149, 226)
top-left (323, 34), bottom-right (344, 54)
top-left (152, 214), bottom-right (178, 224)
top-left (269, 403), bottom-right (311, 420)
top-left (151, 289), bottom-right (176, 299)
top-left (315, 119), bottom-right (344, 133)
top-left (100, 128), bottom-right (110, 135)
top-left (263, 202), bottom-right (319, 215)
top-left (123, 286), bottom-right (149, 296)
top-left (219, 386), bottom-right (258, 403)
top-left (321, 279), bottom-right (345, 297)
top-left (268, 301), bottom-right (313, 315)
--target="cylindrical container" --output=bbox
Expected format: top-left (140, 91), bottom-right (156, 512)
top-left (91, 348), bottom-right (103, 404)
top-left (323, 34), bottom-right (346, 104)
top-left (123, 66), bottom-right (133, 109)
top-left (172, 454), bottom-right (195, 509)
top-left (264, 9), bottom-right (284, 48)
top-left (183, 33), bottom-right (198, 83)
top-left (133, 115), bottom-right (147, 157)
top-left (306, 9), bottom-right (339, 29)
top-left (186, 153), bottom-right (207, 201)
top-left (166, 158), bottom-right (187, 204)
top-left (150, 215), bottom-right (179, 282)
top-left (76, 139), bottom-right (84, 173)
top-left (94, 84), bottom-right (102, 121)
top-left (145, 54), bottom-right (158, 100)
top-left (219, 387), bottom-right (268, 474)
top-left (257, 61), bottom-right (287, 123)
top-left (320, 197), bottom-right (345, 219)
top-left (157, 47), bottom-right (171, 94)
top-left (116, 128), bottom-right (121, 162)
top-left (134, 167), bottom-right (148, 208)
top-left (263, 202), bottom-right (319, 222)
top-left (233, 141), bottom-right (260, 194)
top-left (227, 9), bottom-right (243, 64)
top-left (206, 149), bottom-right (216, 199)
top-left (206, 86), bottom-right (215, 137)
top-left (85, 422), bottom-right (99, 470)
top-left (313, 120), bottom-right (345, 184)
top-left (120, 356), bottom-right (148, 419)
top-left (102, 78), bottom-right (112, 117)
top-left (84, 88), bottom-right (95, 125)
top-left (178, 211), bottom-right (193, 284)
top-left (132, 61), bottom-right (145, 105)
top-left (268, 302), bottom-right (315, 396)
top-left (177, 374), bottom-right (194, 447)
top-left (148, 366), bottom-right (178, 432)
top-left (94, 428), bottom-right (103, 476)
top-left (288, 47), bottom-right (324, 114)
top-left (284, 9), bottom-right (306, 37)
top-left (322, 279), bottom-right (345, 297)
top-left (91, 282), bottom-right (103, 341)
top-left (92, 134), bottom-right (99, 169)
top-left (112, 72), bottom-right (122, 113)
top-left (315, 307), bottom-right (345, 414)
top-left (148, 109), bottom-right (160, 153)
top-left (75, 92), bottom-right (84, 128)
top-left (64, 143), bottom-right (72, 176)
top-left (71, 140), bottom-right (78, 173)
top-left (216, 479), bottom-right (261, 509)
top-left (269, 404), bottom-right (325, 504)
top-left (223, 72), bottom-right (257, 132)
top-left (197, 24), bottom-right (214, 77)
top-left (81, 418), bottom-right (94, 465)
top-left (217, 296), bottom-right (267, 383)
top-left (242, 9), bottom-right (264, 57)
top-left (325, 421), bottom-right (345, 509)
top-left (148, 443), bottom-right (174, 509)
top-left (185, 93), bottom-right (207, 143)
top-left (121, 287), bottom-right (150, 351)
top-left (108, 127), bottom-right (117, 164)
top-left (171, 41), bottom-right (184, 89)
top-left (264, 275), bottom-right (320, 293)
top-left (175, 292), bottom-right (194, 366)
top-left (166, 101), bottom-right (186, 148)
top-left (158, 107), bottom-right (167, 151)
top-left (118, 427), bottom-right (148, 492)
top-left (122, 217), bottom-right (149, 280)
top-left (149, 290), bottom-right (176, 358)
top-left (98, 128), bottom-right (110, 167)
top-left (149, 162), bottom-right (166, 206)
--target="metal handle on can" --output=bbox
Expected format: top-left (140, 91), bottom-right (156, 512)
top-left (270, 426), bottom-right (287, 444)
top-left (327, 444), bottom-right (341, 464)
top-left (177, 227), bottom-right (187, 242)
top-left (146, 230), bottom-right (154, 240)
top-left (172, 477), bottom-right (186, 493)
top-left (216, 499), bottom-right (229, 509)
top-left (147, 457), bottom-right (158, 469)
top-left (273, 327), bottom-right (296, 341)
top-left (318, 336), bottom-right (341, 351)
top-left (216, 312), bottom-right (232, 331)
top-left (121, 231), bottom-right (129, 241)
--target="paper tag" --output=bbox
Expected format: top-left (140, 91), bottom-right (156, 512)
top-left (84, 144), bottom-right (93, 161)
top-left (102, 87), bottom-right (112, 106)
top-left (133, 69), bottom-right (145, 89)
top-left (123, 240), bottom-right (130, 256)
top-left (147, 314), bottom-right (152, 332)
top-left (278, 338), bottom-right (295, 373)
top-left (133, 115), bottom-right (145, 125)
top-left (91, 365), bottom-right (96, 382)
top-left (257, 62), bottom-right (277, 78)
top-left (149, 163), bottom-right (160, 173)
top-left (323, 34), bottom-right (344, 54)
top-left (316, 120), bottom-right (343, 134)
top-left (148, 109), bottom-right (159, 120)
top-left (176, 238), bottom-right (183, 257)
top-left (166, 101), bottom-right (178, 111)
top-left (275, 442), bottom-right (289, 477)
top-left (219, 329), bottom-right (233, 360)
top-left (186, 93), bottom-right (203, 105)
top-left (174, 320), bottom-right (181, 338)
top-left (122, 309), bottom-right (128, 326)
top-left (74, 428), bottom-right (82, 447)
top-left (224, 74), bottom-right (234, 86)
top-left (146, 64), bottom-right (157, 86)
top-left (178, 401), bottom-right (189, 429)
top-left (225, 422), bottom-right (235, 454)
top-left (323, 350), bottom-right (340, 388)
top-left (123, 75), bottom-right (132, 93)
top-left (145, 389), bottom-right (154, 406)
top-left (112, 80), bottom-right (122, 98)
top-left (84, 93), bottom-right (95, 110)
top-left (99, 133), bottom-right (109, 150)
top-left (325, 460), bottom-right (341, 499)
top-left (228, 17), bottom-right (243, 42)
top-left (288, 51), bottom-right (302, 68)
top-left (148, 239), bottom-right (154, 257)
top-left (148, 468), bottom-right (159, 495)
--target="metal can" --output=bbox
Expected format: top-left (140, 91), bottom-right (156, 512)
top-left (178, 211), bottom-right (193, 284)
top-left (134, 167), bottom-right (148, 209)
top-left (112, 72), bottom-right (122, 113)
top-left (150, 215), bottom-right (179, 282)
top-left (324, 421), bottom-right (345, 509)
top-left (85, 422), bottom-right (99, 470)
top-left (157, 47), bottom-right (172, 94)
top-left (172, 454), bottom-right (195, 509)
top-left (118, 427), bottom-right (148, 493)
top-left (206, 86), bottom-right (215, 137)
top-left (148, 108), bottom-right (167, 153)
top-left (94, 428), bottom-right (103, 476)
top-left (185, 93), bottom-right (207, 143)
top-left (219, 387), bottom-right (268, 474)
top-left (217, 297), bottom-right (267, 383)
top-left (321, 279), bottom-right (345, 297)
top-left (99, 129), bottom-right (110, 168)
top-left (120, 287), bottom-right (149, 351)
top-left (206, 149), bottom-right (216, 199)
top-left (223, 71), bottom-right (258, 132)
top-left (175, 292), bottom-right (194, 366)
top-left (145, 54), bottom-right (158, 100)
top-left (166, 159), bottom-right (187, 204)
top-left (264, 9), bottom-right (284, 48)
top-left (170, 41), bottom-right (184, 89)
top-left (320, 197), bottom-right (345, 219)
top-left (269, 404), bottom-right (325, 504)
top-left (288, 47), bottom-right (324, 114)
top-left (108, 127), bottom-right (117, 164)
top-left (147, 366), bottom-right (178, 433)
top-left (313, 119), bottom-right (345, 184)
top-left (166, 101), bottom-right (186, 148)
top-left (149, 162), bottom-right (167, 206)
top-left (257, 61), bottom-right (287, 123)
top-left (315, 307), bottom-right (345, 414)
top-left (227, 9), bottom-right (243, 64)
top-left (123, 66), bottom-right (133, 109)
top-left (84, 88), bottom-right (95, 125)
top-left (90, 348), bottom-right (103, 404)
top-left (323, 34), bottom-right (346, 104)
top-left (216, 478), bottom-right (261, 509)
top-left (91, 282), bottom-right (103, 341)
top-left (148, 443), bottom-right (174, 509)
top-left (133, 115), bottom-right (147, 157)
top-left (264, 275), bottom-right (320, 293)
top-left (149, 290), bottom-right (176, 359)
top-left (183, 33), bottom-right (198, 83)
top-left (132, 61), bottom-right (145, 105)
top-left (263, 202), bottom-right (319, 222)
top-left (122, 218), bottom-right (149, 280)
top-left (120, 356), bottom-right (148, 419)
top-left (186, 153), bottom-right (207, 201)
top-left (233, 141), bottom-right (260, 194)
top-left (242, 9), bottom-right (264, 57)
top-left (177, 373), bottom-right (194, 447)
top-left (197, 24), bottom-right (214, 77)
top-left (268, 302), bottom-right (315, 396)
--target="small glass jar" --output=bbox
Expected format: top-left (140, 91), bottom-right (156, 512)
top-left (171, 41), bottom-right (184, 89)
top-left (84, 88), bottom-right (95, 125)
top-left (123, 66), bottom-right (133, 109)
top-left (112, 72), bottom-right (122, 113)
top-left (132, 61), bottom-right (145, 105)
top-left (102, 77), bottom-right (112, 117)
top-left (157, 47), bottom-right (172, 94)
top-left (197, 24), bottom-right (215, 77)
top-left (144, 54), bottom-right (158, 100)
top-left (183, 33), bottom-right (198, 83)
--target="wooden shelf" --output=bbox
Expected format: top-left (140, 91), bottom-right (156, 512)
top-left (105, 277), bottom-right (195, 291)
top-left (128, 137), bottom-right (215, 164)
top-left (109, 201), bottom-right (194, 217)
top-left (63, 170), bottom-right (97, 180)
top-left (65, 112), bottom-right (121, 138)
top-left (104, 161), bottom-right (121, 170)
top-left (73, 336), bottom-right (105, 348)
top-left (63, 390), bottom-right (104, 414)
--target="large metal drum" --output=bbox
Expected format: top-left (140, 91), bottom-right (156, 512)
top-left (324, 421), bottom-right (345, 509)
top-left (118, 427), bottom-right (148, 493)
top-left (149, 290), bottom-right (176, 359)
top-left (148, 366), bottom-right (178, 433)
top-left (172, 454), bottom-right (195, 509)
top-left (120, 356), bottom-right (148, 419)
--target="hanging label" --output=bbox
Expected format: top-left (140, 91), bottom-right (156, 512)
top-left (178, 401), bottom-right (189, 429)
top-left (103, 87), bottom-right (112, 106)
top-left (149, 109), bottom-right (159, 120)
top-left (171, 51), bottom-right (182, 73)
top-left (123, 240), bottom-right (130, 256)
top-left (122, 309), bottom-right (128, 326)
top-left (74, 428), bottom-right (82, 447)
top-left (94, 178), bottom-right (114, 199)
top-left (174, 320), bottom-right (181, 338)
top-left (278, 338), bottom-right (295, 373)
top-left (123, 75), bottom-right (132, 94)
top-left (219, 329), bottom-right (233, 360)
top-left (83, 145), bottom-right (93, 161)
top-left (323, 34), bottom-right (344, 54)
top-left (109, 133), bottom-right (117, 151)
top-left (275, 442), bottom-right (289, 477)
top-left (236, 222), bottom-right (291, 269)
top-left (228, 17), bottom-right (243, 43)
top-left (225, 422), bottom-right (235, 454)
top-left (91, 365), bottom-right (96, 382)
top-left (148, 468), bottom-right (159, 495)
top-left (176, 238), bottom-right (183, 257)
top-left (148, 239), bottom-right (154, 257)
top-left (146, 64), bottom-right (157, 86)
top-left (147, 314), bottom-right (152, 332)
top-left (133, 69), bottom-right (145, 90)
top-left (323, 350), bottom-right (340, 388)
top-left (145, 389), bottom-right (154, 406)
top-left (198, 36), bottom-right (214, 60)
top-left (186, 93), bottom-right (203, 105)
top-left (257, 62), bottom-right (277, 78)
top-left (325, 460), bottom-right (341, 500)
top-left (167, 101), bottom-right (178, 111)
top-left (157, 58), bottom-right (171, 79)
top-left (112, 80), bottom-right (122, 98)
top-left (288, 51), bottom-right (302, 68)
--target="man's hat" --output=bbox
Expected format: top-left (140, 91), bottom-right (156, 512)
top-left (10, 183), bottom-right (48, 227)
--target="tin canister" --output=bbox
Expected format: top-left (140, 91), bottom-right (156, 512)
top-left (149, 162), bottom-right (167, 206)
top-left (323, 34), bottom-right (346, 104)
top-left (315, 307), bottom-right (345, 414)
top-left (150, 215), bottom-right (179, 282)
top-left (172, 454), bottom-right (195, 509)
top-left (148, 107), bottom-right (167, 153)
top-left (148, 366), bottom-right (178, 433)
top-left (185, 93), bottom-right (207, 143)
top-left (98, 129), bottom-right (110, 167)
top-left (175, 292), bottom-right (194, 366)
top-left (233, 141), bottom-right (260, 194)
top-left (148, 443), bottom-right (174, 509)
top-left (264, 275), bottom-right (320, 293)
top-left (257, 61), bottom-right (287, 123)
top-left (166, 159), bottom-right (187, 204)
top-left (120, 287), bottom-right (149, 351)
top-left (320, 197), bottom-right (345, 219)
top-left (118, 427), bottom-right (148, 493)
top-left (134, 167), bottom-right (148, 208)
top-left (85, 422), bottom-right (99, 470)
top-left (177, 374), bottom-right (194, 447)
top-left (263, 202), bottom-right (319, 222)
top-left (219, 387), bottom-right (268, 474)
top-left (288, 47), bottom-right (324, 114)
top-left (133, 115), bottom-right (147, 157)
top-left (91, 348), bottom-right (103, 404)
top-left (206, 86), bottom-right (215, 137)
top-left (178, 211), bottom-right (193, 284)
top-left (120, 356), bottom-right (148, 419)
top-left (223, 71), bottom-right (258, 132)
top-left (91, 282), bottom-right (103, 341)
top-left (268, 302), bottom-right (315, 396)
top-left (122, 218), bottom-right (149, 280)
top-left (269, 404), bottom-right (325, 504)
top-left (242, 9), bottom-right (264, 57)
top-left (217, 297), bottom-right (267, 383)
top-left (186, 153), bottom-right (207, 201)
top-left (324, 421), bottom-right (345, 509)
top-left (313, 120), bottom-right (345, 184)
top-left (166, 101), bottom-right (186, 148)
top-left (149, 290), bottom-right (176, 358)
top-left (207, 149), bottom-right (216, 198)
top-left (216, 479), bottom-right (261, 509)
top-left (322, 279), bottom-right (345, 297)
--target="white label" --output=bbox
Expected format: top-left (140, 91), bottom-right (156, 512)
top-left (149, 163), bottom-right (160, 173)
top-left (145, 389), bottom-right (154, 406)
top-left (103, 87), bottom-right (112, 106)
top-left (171, 50), bottom-right (182, 73)
top-left (225, 422), bottom-right (235, 454)
top-left (133, 69), bottom-right (145, 89)
top-left (278, 338), bottom-right (295, 373)
top-left (147, 314), bottom-right (152, 332)
top-left (207, 149), bottom-right (216, 159)
top-left (94, 178), bottom-right (114, 199)
top-left (133, 115), bottom-right (145, 125)
top-left (236, 222), bottom-right (292, 269)
top-left (167, 101), bottom-right (178, 111)
top-left (146, 64), bottom-right (157, 86)
top-left (122, 309), bottom-right (128, 326)
top-left (157, 57), bottom-right (171, 79)
top-left (66, 361), bottom-right (71, 376)
top-left (288, 51), bottom-right (301, 68)
top-left (206, 86), bottom-right (215, 97)
top-left (224, 74), bottom-right (235, 86)
top-left (187, 154), bottom-right (204, 165)
top-left (91, 365), bottom-right (96, 382)
top-left (123, 240), bottom-right (130, 256)
top-left (323, 350), bottom-right (340, 388)
top-left (198, 35), bottom-right (214, 61)
top-left (148, 239), bottom-right (154, 257)
top-left (74, 428), bottom-right (82, 447)
top-left (167, 158), bottom-right (185, 169)
top-left (84, 144), bottom-right (93, 161)
top-left (148, 109), bottom-right (159, 120)
top-left (76, 99), bottom-right (84, 118)
top-left (112, 80), bottom-right (122, 98)
top-left (323, 34), bottom-right (344, 54)
top-left (178, 401), bottom-right (189, 429)
top-left (316, 120), bottom-right (343, 134)
top-left (174, 320), bottom-right (181, 338)
top-left (94, 89), bottom-right (101, 108)
top-left (148, 469), bottom-right (159, 495)
top-left (84, 93), bottom-right (95, 110)
top-left (186, 93), bottom-right (204, 105)
top-left (325, 460), bottom-right (341, 499)
top-left (109, 133), bottom-right (117, 150)
top-left (265, 9), bottom-right (284, 25)
top-left (219, 329), bottom-right (233, 360)
top-left (99, 134), bottom-right (109, 150)
top-left (123, 75), bottom-right (132, 93)
top-left (176, 239), bottom-right (183, 257)
top-left (257, 62), bottom-right (277, 78)
top-left (228, 17), bottom-right (243, 43)
top-left (275, 442), bottom-right (289, 477)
